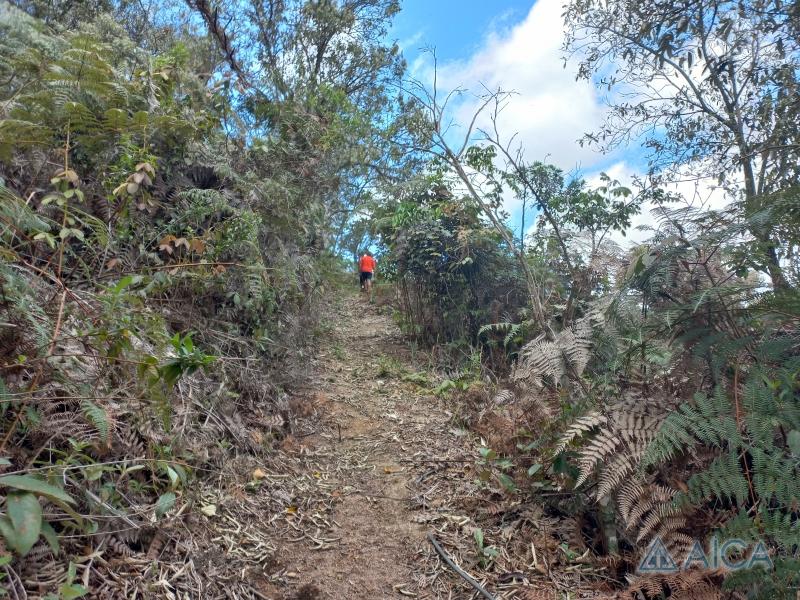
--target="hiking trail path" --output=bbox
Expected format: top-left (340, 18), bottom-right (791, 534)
top-left (271, 292), bottom-right (482, 599)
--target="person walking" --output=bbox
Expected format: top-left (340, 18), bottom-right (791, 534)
top-left (358, 251), bottom-right (376, 294)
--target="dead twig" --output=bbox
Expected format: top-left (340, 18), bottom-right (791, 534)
top-left (427, 532), bottom-right (495, 600)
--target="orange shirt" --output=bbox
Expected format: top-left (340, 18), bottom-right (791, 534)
top-left (359, 255), bottom-right (376, 273)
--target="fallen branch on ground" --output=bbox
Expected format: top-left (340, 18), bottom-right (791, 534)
top-left (427, 532), bottom-right (495, 600)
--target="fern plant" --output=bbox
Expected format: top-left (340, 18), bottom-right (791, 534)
top-left (644, 359), bottom-right (800, 580)
top-left (549, 195), bottom-right (800, 598)
top-left (512, 299), bottom-right (610, 390)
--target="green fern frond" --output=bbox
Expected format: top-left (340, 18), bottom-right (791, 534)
top-left (0, 183), bottom-right (53, 235)
top-left (478, 321), bottom-right (513, 337)
top-left (683, 451), bottom-right (749, 505)
top-left (750, 447), bottom-right (800, 507)
top-left (81, 399), bottom-right (112, 445)
top-left (641, 388), bottom-right (741, 469)
top-left (0, 262), bottom-right (50, 348)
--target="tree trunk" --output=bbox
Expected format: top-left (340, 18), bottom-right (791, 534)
top-left (742, 157), bottom-right (790, 291)
top-left (443, 149), bottom-right (591, 395)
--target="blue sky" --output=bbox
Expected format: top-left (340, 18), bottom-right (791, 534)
top-left (389, 0), bottom-right (618, 177)
top-left (391, 0), bottom-right (532, 65)
top-left (385, 0), bottom-right (690, 245)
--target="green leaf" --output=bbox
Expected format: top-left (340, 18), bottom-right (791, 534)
top-left (171, 464), bottom-right (188, 485)
top-left (59, 584), bottom-right (88, 600)
top-left (0, 475), bottom-right (76, 505)
top-left (473, 527), bottom-right (484, 549)
top-left (495, 459), bottom-right (514, 470)
top-left (165, 465), bottom-right (179, 488)
top-left (159, 362), bottom-right (183, 387)
top-left (58, 228), bottom-right (84, 241)
top-left (39, 520), bottom-right (59, 554)
top-left (155, 492), bottom-right (176, 518)
top-left (496, 472), bottom-right (517, 492)
top-left (40, 193), bottom-right (63, 206)
top-left (6, 492), bottom-right (42, 556)
top-left (111, 275), bottom-right (135, 294)
top-left (83, 465), bottom-right (104, 482)
top-left (33, 231), bottom-right (57, 249)
top-left (527, 463), bottom-right (543, 476)
top-left (788, 430), bottom-right (800, 457)
top-left (0, 517), bottom-right (17, 553)
top-left (478, 447), bottom-right (496, 460)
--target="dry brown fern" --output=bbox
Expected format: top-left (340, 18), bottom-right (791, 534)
top-left (557, 392), bottom-right (696, 562)
top-left (626, 569), bottom-right (724, 600)
top-left (492, 388), bottom-right (516, 405)
top-left (594, 445), bottom-right (645, 499)
top-left (515, 587), bottom-right (559, 600)
top-left (511, 300), bottom-right (609, 390)
top-left (619, 482), bottom-right (675, 528)
top-left (554, 411), bottom-right (608, 454)
top-left (17, 544), bottom-right (55, 576)
top-left (615, 479), bottom-right (695, 569)
top-left (104, 527), bottom-right (146, 557)
top-left (512, 327), bottom-right (590, 389)
top-left (145, 528), bottom-right (168, 559)
top-left (116, 426), bottom-right (146, 457)
top-left (474, 407), bottom-right (518, 456)
top-left (33, 400), bottom-right (95, 442)
top-left (568, 393), bottom-right (668, 492)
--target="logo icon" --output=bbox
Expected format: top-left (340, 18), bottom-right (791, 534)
top-left (638, 536), bottom-right (774, 574)
top-left (639, 537), bottom-right (679, 573)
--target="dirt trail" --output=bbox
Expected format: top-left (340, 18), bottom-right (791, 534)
top-left (195, 290), bottom-right (581, 599)
top-left (278, 292), bottom-right (447, 598)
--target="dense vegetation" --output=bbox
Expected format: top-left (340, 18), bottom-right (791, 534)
top-left (0, 0), bottom-right (412, 595)
top-left (0, 0), bottom-right (798, 598)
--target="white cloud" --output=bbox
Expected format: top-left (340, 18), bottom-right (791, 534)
top-left (413, 0), bottom-right (736, 247)
top-left (423, 0), bottom-right (609, 172)
top-left (396, 30), bottom-right (423, 53)
top-left (411, 0), bottom-right (625, 233)
top-left (585, 161), bottom-right (732, 247)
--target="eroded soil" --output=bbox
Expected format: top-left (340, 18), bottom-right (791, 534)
top-left (181, 292), bottom-right (567, 599)
top-left (276, 294), bottom-right (448, 598)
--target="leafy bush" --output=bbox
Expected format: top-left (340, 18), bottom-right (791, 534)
top-left (0, 1), bottom-right (408, 595)
top-left (375, 179), bottom-right (528, 366)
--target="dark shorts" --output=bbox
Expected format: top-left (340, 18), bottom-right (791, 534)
top-left (360, 271), bottom-right (373, 284)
